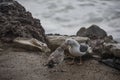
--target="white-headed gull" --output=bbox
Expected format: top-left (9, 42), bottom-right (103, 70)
top-left (65, 38), bottom-right (92, 65)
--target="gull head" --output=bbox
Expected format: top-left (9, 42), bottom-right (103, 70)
top-left (65, 38), bottom-right (79, 47)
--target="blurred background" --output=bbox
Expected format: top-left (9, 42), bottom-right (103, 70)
top-left (16, 0), bottom-right (120, 42)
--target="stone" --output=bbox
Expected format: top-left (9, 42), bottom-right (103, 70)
top-left (100, 59), bottom-right (120, 71)
top-left (0, 0), bottom-right (47, 43)
top-left (77, 25), bottom-right (107, 39)
top-left (90, 42), bottom-right (120, 59)
top-left (76, 27), bottom-right (86, 37)
top-left (103, 43), bottom-right (120, 58)
top-left (13, 37), bottom-right (51, 53)
top-left (0, 48), bottom-right (3, 51)
top-left (0, 0), bottom-right (13, 2)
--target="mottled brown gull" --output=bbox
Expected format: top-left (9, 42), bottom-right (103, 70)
top-left (47, 44), bottom-right (66, 68)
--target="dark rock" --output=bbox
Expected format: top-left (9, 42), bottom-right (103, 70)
top-left (0, 0), bottom-right (47, 43)
top-left (0, 0), bottom-right (13, 3)
top-left (77, 25), bottom-right (107, 39)
top-left (76, 27), bottom-right (86, 37)
top-left (99, 58), bottom-right (120, 71)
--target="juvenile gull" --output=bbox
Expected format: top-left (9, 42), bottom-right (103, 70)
top-left (65, 38), bottom-right (92, 65)
top-left (47, 44), bottom-right (66, 68)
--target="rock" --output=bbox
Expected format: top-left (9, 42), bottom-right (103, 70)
top-left (13, 37), bottom-right (51, 53)
top-left (47, 35), bottom-right (90, 51)
top-left (87, 38), bottom-right (114, 59)
top-left (0, 0), bottom-right (13, 2)
top-left (77, 25), bottom-right (107, 39)
top-left (100, 59), bottom-right (120, 71)
top-left (0, 0), bottom-right (47, 43)
top-left (76, 27), bottom-right (86, 37)
top-left (91, 42), bottom-right (120, 59)
top-left (88, 39), bottom-right (104, 49)
top-left (0, 48), bottom-right (3, 51)
top-left (103, 35), bottom-right (116, 43)
top-left (103, 43), bottom-right (120, 58)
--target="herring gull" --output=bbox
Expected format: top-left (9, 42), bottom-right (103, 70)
top-left (65, 38), bottom-right (92, 65)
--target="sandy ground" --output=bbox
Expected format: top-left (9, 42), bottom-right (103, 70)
top-left (0, 47), bottom-right (120, 80)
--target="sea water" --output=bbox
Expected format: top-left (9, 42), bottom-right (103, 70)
top-left (16, 0), bottom-right (120, 42)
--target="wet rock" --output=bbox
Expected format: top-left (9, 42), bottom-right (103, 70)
top-left (13, 37), bottom-right (50, 53)
top-left (77, 25), bottom-right (107, 39)
top-left (0, 0), bottom-right (47, 43)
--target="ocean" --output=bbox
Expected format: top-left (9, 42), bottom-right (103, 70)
top-left (16, 0), bottom-right (120, 42)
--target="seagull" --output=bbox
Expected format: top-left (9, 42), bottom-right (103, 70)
top-left (65, 38), bottom-right (92, 65)
top-left (47, 44), bottom-right (66, 68)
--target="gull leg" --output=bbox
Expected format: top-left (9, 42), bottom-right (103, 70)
top-left (67, 57), bottom-right (75, 65)
top-left (77, 56), bottom-right (83, 65)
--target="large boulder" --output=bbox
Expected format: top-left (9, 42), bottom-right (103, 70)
top-left (0, 0), bottom-right (47, 43)
top-left (76, 25), bottom-right (107, 39)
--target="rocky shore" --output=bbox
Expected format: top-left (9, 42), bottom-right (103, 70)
top-left (0, 0), bottom-right (120, 80)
